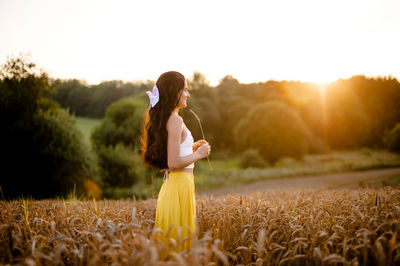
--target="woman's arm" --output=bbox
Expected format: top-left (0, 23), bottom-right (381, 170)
top-left (167, 114), bottom-right (209, 170)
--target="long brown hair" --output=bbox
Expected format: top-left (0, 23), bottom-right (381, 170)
top-left (140, 71), bottom-right (186, 170)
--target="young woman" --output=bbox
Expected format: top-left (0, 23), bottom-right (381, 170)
top-left (140, 71), bottom-right (211, 252)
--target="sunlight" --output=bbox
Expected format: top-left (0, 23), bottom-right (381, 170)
top-left (318, 82), bottom-right (328, 143)
top-left (316, 83), bottom-right (328, 93)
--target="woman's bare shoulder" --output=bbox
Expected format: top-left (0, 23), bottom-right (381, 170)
top-left (167, 113), bottom-right (183, 131)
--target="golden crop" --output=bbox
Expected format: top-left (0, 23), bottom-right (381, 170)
top-left (1, 187), bottom-right (399, 265)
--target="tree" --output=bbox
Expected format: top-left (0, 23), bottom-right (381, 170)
top-left (188, 71), bottom-right (210, 90)
top-left (214, 75), bottom-right (243, 151)
top-left (50, 79), bottom-right (150, 118)
top-left (235, 100), bottom-right (312, 164)
top-left (348, 75), bottom-right (400, 147)
top-left (324, 80), bottom-right (371, 148)
top-left (383, 123), bottom-right (400, 153)
top-left (0, 56), bottom-right (100, 200)
top-left (92, 97), bottom-right (147, 149)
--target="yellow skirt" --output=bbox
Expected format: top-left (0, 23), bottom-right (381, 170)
top-left (154, 171), bottom-right (196, 252)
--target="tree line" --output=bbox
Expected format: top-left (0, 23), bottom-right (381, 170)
top-left (1, 56), bottom-right (400, 200)
top-left (51, 70), bottom-right (400, 154)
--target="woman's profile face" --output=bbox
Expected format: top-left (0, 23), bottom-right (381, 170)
top-left (178, 79), bottom-right (190, 108)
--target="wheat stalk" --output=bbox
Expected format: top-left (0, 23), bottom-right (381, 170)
top-left (188, 108), bottom-right (212, 172)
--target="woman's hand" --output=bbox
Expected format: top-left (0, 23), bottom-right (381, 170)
top-left (195, 141), bottom-right (211, 159)
top-left (193, 139), bottom-right (207, 152)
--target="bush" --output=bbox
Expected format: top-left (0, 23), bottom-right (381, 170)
top-left (308, 137), bottom-right (330, 154)
top-left (274, 157), bottom-right (299, 168)
top-left (91, 97), bottom-right (146, 149)
top-left (0, 56), bottom-right (100, 199)
top-left (383, 123), bottom-right (400, 153)
top-left (31, 109), bottom-right (101, 197)
top-left (96, 144), bottom-right (145, 187)
top-left (91, 97), bottom-right (147, 189)
top-left (238, 149), bottom-right (268, 168)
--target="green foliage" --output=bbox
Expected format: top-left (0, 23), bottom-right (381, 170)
top-left (182, 73), bottom-right (220, 150)
top-left (50, 79), bottom-right (91, 116)
top-left (383, 123), bottom-right (400, 153)
top-left (183, 94), bottom-right (221, 147)
top-left (324, 80), bottom-right (371, 148)
top-left (0, 56), bottom-right (100, 200)
top-left (74, 117), bottom-right (102, 145)
top-left (307, 137), bottom-right (330, 154)
top-left (51, 79), bottom-right (150, 118)
top-left (92, 97), bottom-right (147, 149)
top-left (0, 57), bottom-right (59, 123)
top-left (50, 70), bottom-right (400, 154)
top-left (33, 109), bottom-right (100, 188)
top-left (348, 75), bottom-right (400, 147)
top-left (4, 57), bottom-right (400, 198)
top-left (235, 100), bottom-right (312, 164)
top-left (91, 97), bottom-right (147, 189)
top-left (238, 149), bottom-right (269, 168)
top-left (274, 157), bottom-right (299, 168)
top-left (214, 76), bottom-right (244, 151)
top-left (96, 144), bottom-right (145, 187)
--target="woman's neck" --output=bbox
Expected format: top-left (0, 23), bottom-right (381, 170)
top-left (173, 107), bottom-right (180, 115)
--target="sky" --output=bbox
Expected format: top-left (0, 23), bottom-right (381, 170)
top-left (0, 0), bottom-right (399, 86)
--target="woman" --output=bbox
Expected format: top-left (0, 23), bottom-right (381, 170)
top-left (140, 71), bottom-right (211, 252)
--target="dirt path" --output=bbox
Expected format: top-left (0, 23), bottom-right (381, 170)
top-left (201, 167), bottom-right (400, 196)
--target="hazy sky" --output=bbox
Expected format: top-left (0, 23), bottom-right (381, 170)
top-left (1, 0), bottom-right (399, 85)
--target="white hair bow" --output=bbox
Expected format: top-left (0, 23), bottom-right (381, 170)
top-left (146, 85), bottom-right (159, 108)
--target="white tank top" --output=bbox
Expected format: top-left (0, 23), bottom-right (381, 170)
top-left (180, 126), bottom-right (194, 168)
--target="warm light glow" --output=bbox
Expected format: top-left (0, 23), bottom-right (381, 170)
top-left (316, 83), bottom-right (328, 93)
top-left (0, 0), bottom-right (399, 85)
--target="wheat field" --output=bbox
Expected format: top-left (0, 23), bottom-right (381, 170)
top-left (1, 187), bottom-right (400, 265)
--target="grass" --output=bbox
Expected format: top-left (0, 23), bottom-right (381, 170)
top-left (21, 197), bottom-right (31, 231)
top-left (193, 149), bottom-right (400, 192)
top-left (74, 116), bottom-right (102, 145)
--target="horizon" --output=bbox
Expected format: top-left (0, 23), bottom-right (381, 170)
top-left (44, 71), bottom-right (399, 87)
